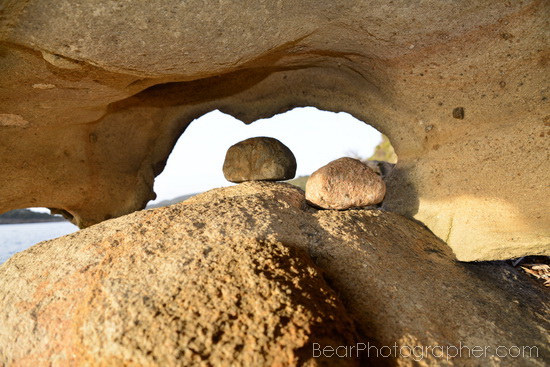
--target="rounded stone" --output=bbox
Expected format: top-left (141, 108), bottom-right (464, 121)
top-left (223, 137), bottom-right (297, 183)
top-left (305, 157), bottom-right (386, 210)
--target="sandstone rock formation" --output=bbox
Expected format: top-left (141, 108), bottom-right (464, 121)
top-left (0, 0), bottom-right (548, 260)
top-left (0, 185), bottom-right (358, 366)
top-left (0, 183), bottom-right (548, 366)
top-left (306, 157), bottom-right (386, 209)
top-left (223, 137), bottom-right (297, 182)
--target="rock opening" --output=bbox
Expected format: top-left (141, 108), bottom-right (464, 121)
top-left (148, 107), bottom-right (396, 207)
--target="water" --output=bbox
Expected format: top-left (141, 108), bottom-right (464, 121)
top-left (0, 222), bottom-right (78, 265)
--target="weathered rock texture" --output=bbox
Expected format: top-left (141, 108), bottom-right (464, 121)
top-left (306, 157), bottom-right (386, 209)
top-left (0, 1), bottom-right (549, 260)
top-left (223, 137), bottom-right (297, 182)
top-left (0, 183), bottom-right (548, 366)
top-left (0, 185), bottom-right (358, 366)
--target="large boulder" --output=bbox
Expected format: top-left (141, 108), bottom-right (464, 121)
top-left (0, 184), bottom-right (358, 366)
top-left (0, 0), bottom-right (548, 260)
top-left (0, 182), bottom-right (548, 366)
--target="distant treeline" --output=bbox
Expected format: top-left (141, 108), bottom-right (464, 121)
top-left (146, 193), bottom-right (196, 209)
top-left (0, 209), bottom-right (66, 224)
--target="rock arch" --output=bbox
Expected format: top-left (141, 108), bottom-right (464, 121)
top-left (0, 0), bottom-right (548, 260)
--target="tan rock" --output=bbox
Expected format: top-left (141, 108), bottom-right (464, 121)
top-left (0, 0), bottom-right (548, 259)
top-left (223, 137), bottom-right (297, 183)
top-left (0, 184), bottom-right (357, 366)
top-left (306, 157), bottom-right (386, 210)
top-left (0, 182), bottom-right (547, 366)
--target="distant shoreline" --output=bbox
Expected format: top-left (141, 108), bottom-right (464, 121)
top-left (0, 209), bottom-right (67, 225)
top-left (0, 218), bottom-right (66, 225)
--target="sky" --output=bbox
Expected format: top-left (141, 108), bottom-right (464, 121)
top-left (149, 107), bottom-right (382, 204)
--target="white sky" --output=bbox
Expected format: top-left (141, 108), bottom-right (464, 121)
top-left (149, 107), bottom-right (382, 204)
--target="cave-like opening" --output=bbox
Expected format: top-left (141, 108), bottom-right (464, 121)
top-left (148, 106), bottom-right (397, 207)
top-left (0, 106), bottom-right (398, 264)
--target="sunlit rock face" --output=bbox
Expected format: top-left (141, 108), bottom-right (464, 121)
top-left (0, 0), bottom-right (548, 260)
top-left (1, 183), bottom-right (548, 365)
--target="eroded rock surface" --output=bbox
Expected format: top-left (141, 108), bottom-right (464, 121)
top-left (0, 183), bottom-right (548, 366)
top-left (0, 0), bottom-right (548, 259)
top-left (0, 186), bottom-right (358, 366)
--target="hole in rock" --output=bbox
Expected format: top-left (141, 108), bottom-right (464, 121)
top-left (148, 107), bottom-right (397, 207)
top-left (0, 207), bottom-right (77, 264)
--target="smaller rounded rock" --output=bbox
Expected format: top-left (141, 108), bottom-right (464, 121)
top-left (305, 157), bottom-right (386, 210)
